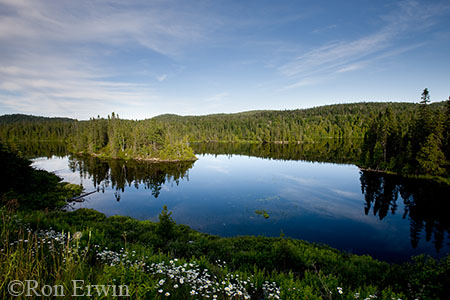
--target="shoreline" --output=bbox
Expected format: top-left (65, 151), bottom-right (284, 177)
top-left (76, 151), bottom-right (198, 163)
top-left (358, 166), bottom-right (450, 185)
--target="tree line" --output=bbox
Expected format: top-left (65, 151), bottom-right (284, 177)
top-left (0, 99), bottom-right (449, 175)
top-left (1, 102), bottom-right (435, 145)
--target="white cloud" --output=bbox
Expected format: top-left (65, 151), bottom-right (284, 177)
top-left (336, 63), bottom-right (366, 74)
top-left (279, 30), bottom-right (392, 82)
top-left (157, 74), bottom-right (167, 82)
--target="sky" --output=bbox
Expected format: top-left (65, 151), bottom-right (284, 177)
top-left (0, 0), bottom-right (449, 120)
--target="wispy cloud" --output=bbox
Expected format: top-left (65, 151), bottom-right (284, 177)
top-left (0, 50), bottom-right (156, 118)
top-left (0, 0), bottom-right (216, 118)
top-left (282, 77), bottom-right (324, 90)
top-left (0, 0), bottom-right (209, 56)
top-left (279, 1), bottom-right (449, 89)
top-left (205, 93), bottom-right (229, 103)
top-left (311, 24), bottom-right (337, 34)
top-left (157, 74), bottom-right (167, 82)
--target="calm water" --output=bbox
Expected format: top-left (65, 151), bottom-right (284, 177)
top-left (30, 144), bottom-right (449, 263)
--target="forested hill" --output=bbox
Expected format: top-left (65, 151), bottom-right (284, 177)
top-left (153, 101), bottom-right (445, 142)
top-left (0, 114), bottom-right (75, 124)
top-left (0, 102), bottom-right (446, 143)
top-left (0, 101), bottom-right (447, 162)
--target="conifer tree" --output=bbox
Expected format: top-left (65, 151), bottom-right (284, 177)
top-left (416, 133), bottom-right (446, 176)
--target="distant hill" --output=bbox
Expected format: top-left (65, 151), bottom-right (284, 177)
top-left (153, 101), bottom-right (445, 121)
top-left (151, 101), bottom-right (446, 142)
top-left (0, 114), bottom-right (75, 124)
top-left (1, 101), bottom-right (446, 144)
top-left (2, 101), bottom-right (445, 124)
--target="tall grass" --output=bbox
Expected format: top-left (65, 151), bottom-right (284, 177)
top-left (0, 200), bottom-right (420, 299)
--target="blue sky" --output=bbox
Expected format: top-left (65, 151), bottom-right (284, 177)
top-left (0, 0), bottom-right (449, 120)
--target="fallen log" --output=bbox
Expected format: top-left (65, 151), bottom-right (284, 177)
top-left (67, 191), bottom-right (96, 202)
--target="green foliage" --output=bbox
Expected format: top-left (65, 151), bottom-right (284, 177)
top-left (416, 133), bottom-right (447, 176)
top-left (255, 210), bottom-right (269, 219)
top-left (158, 137), bottom-right (196, 161)
top-left (361, 90), bottom-right (450, 179)
top-left (154, 102), bottom-right (432, 143)
top-left (1, 101), bottom-right (450, 298)
top-left (2, 205), bottom-right (449, 299)
top-left (155, 205), bottom-right (176, 245)
top-left (3, 102), bottom-right (446, 163)
top-left (0, 144), bottom-right (82, 210)
top-left (404, 254), bottom-right (450, 300)
top-left (442, 97), bottom-right (450, 161)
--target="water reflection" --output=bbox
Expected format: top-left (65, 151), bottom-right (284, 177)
top-left (69, 155), bottom-right (194, 199)
top-left (19, 141), bottom-right (450, 261)
top-left (360, 171), bottom-right (450, 252)
top-left (191, 138), bottom-right (363, 164)
top-left (6, 140), bottom-right (68, 159)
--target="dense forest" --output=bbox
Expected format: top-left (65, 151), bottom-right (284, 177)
top-left (360, 90), bottom-right (450, 180)
top-left (153, 102), bottom-right (437, 142)
top-left (0, 112), bottom-right (195, 161)
top-left (2, 102), bottom-right (443, 145)
top-left (1, 98), bottom-right (449, 179)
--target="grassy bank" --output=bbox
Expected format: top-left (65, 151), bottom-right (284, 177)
top-left (1, 204), bottom-right (449, 299)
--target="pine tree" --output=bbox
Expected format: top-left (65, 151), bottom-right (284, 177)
top-left (443, 96), bottom-right (450, 161)
top-left (416, 133), bottom-right (446, 176)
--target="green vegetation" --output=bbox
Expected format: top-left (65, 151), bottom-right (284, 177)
top-left (67, 114), bottom-right (196, 162)
top-left (153, 102), bottom-right (440, 143)
top-left (255, 210), bottom-right (270, 219)
top-left (0, 113), bottom-right (196, 162)
top-left (2, 101), bottom-right (446, 164)
top-left (0, 144), bottom-right (82, 210)
top-left (3, 201), bottom-right (450, 299)
top-left (1, 97), bottom-right (450, 298)
top-left (360, 90), bottom-right (450, 181)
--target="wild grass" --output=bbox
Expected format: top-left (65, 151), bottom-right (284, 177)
top-left (4, 200), bottom-right (448, 299)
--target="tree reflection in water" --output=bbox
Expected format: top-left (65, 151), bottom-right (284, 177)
top-left (69, 154), bottom-right (194, 200)
top-left (360, 171), bottom-right (450, 252)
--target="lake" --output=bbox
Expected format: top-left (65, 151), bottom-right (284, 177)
top-left (28, 141), bottom-right (449, 263)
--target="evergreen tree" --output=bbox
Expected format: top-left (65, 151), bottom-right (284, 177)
top-left (416, 133), bottom-right (446, 176)
top-left (413, 88), bottom-right (434, 154)
top-left (443, 96), bottom-right (450, 161)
